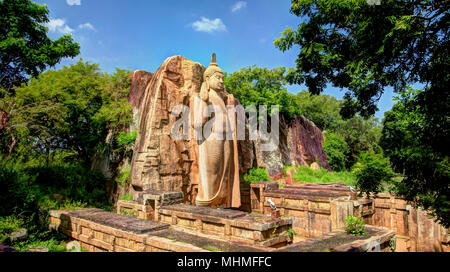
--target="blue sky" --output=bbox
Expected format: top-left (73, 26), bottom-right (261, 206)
top-left (36, 0), bottom-right (396, 119)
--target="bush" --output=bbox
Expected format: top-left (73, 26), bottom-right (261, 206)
top-left (0, 216), bottom-right (24, 242)
top-left (243, 168), bottom-right (272, 185)
top-left (120, 194), bottom-right (132, 201)
top-left (116, 165), bottom-right (131, 185)
top-left (352, 152), bottom-right (394, 197)
top-left (117, 131), bottom-right (137, 148)
top-left (0, 164), bottom-right (111, 225)
top-left (344, 215), bottom-right (366, 236)
top-left (323, 131), bottom-right (349, 171)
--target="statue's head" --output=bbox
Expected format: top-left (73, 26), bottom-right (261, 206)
top-left (203, 53), bottom-right (224, 92)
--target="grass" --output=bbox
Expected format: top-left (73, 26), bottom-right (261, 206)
top-left (204, 245), bottom-right (222, 252)
top-left (116, 165), bottom-right (131, 185)
top-left (287, 166), bottom-right (356, 187)
top-left (120, 194), bottom-right (132, 201)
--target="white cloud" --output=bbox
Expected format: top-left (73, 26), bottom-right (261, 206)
top-left (67, 0), bottom-right (81, 6)
top-left (231, 1), bottom-right (247, 12)
top-left (78, 22), bottom-right (97, 32)
top-left (191, 17), bottom-right (226, 33)
top-left (46, 18), bottom-right (74, 34)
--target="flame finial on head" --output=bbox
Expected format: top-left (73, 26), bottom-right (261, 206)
top-left (210, 53), bottom-right (218, 67)
top-left (203, 53), bottom-right (223, 81)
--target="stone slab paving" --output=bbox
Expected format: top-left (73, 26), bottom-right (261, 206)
top-left (151, 229), bottom-right (269, 252)
top-left (159, 204), bottom-right (292, 231)
top-left (161, 203), bottom-right (247, 219)
top-left (275, 226), bottom-right (395, 252)
top-left (66, 208), bottom-right (169, 234)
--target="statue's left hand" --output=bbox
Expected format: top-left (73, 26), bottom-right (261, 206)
top-left (226, 93), bottom-right (235, 105)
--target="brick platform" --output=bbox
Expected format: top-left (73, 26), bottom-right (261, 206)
top-left (49, 208), bottom-right (270, 252)
top-left (158, 204), bottom-right (293, 247)
top-left (50, 208), bottom-right (401, 252)
top-left (276, 225), bottom-right (395, 252)
top-left (117, 190), bottom-right (184, 221)
top-left (250, 182), bottom-right (375, 239)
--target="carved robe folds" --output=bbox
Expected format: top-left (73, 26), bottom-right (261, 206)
top-left (194, 54), bottom-right (241, 208)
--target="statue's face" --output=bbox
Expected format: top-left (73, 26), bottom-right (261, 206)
top-left (208, 72), bottom-right (224, 92)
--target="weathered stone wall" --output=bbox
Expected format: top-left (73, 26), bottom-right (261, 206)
top-left (250, 182), bottom-right (374, 239)
top-left (50, 208), bottom-right (395, 252)
top-left (130, 56), bottom-right (206, 202)
top-left (275, 226), bottom-right (395, 252)
top-left (49, 209), bottom-right (205, 252)
top-left (249, 183), bottom-right (449, 252)
top-left (373, 193), bottom-right (449, 252)
top-left (158, 204), bottom-right (293, 247)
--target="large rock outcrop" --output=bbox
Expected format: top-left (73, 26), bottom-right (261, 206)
top-left (242, 114), bottom-right (330, 177)
top-left (130, 56), bottom-right (205, 203)
top-left (128, 55), bottom-right (330, 202)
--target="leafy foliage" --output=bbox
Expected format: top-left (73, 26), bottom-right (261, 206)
top-left (0, 163), bottom-right (111, 251)
top-left (1, 60), bottom-right (131, 165)
top-left (344, 215), bottom-right (366, 236)
top-left (275, 0), bottom-right (449, 118)
top-left (294, 91), bottom-right (343, 131)
top-left (120, 194), bottom-right (132, 201)
top-left (0, 215), bottom-right (24, 242)
top-left (352, 151), bottom-right (394, 197)
top-left (323, 131), bottom-right (349, 171)
top-left (276, 0), bottom-right (449, 226)
top-left (0, 0), bottom-right (80, 90)
top-left (116, 165), bottom-right (131, 185)
top-left (381, 88), bottom-right (449, 228)
top-left (243, 167), bottom-right (272, 185)
top-left (224, 66), bottom-right (299, 118)
top-left (117, 131), bottom-right (137, 148)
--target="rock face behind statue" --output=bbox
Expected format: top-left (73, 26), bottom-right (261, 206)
top-left (130, 56), bottom-right (206, 203)
top-left (245, 114), bottom-right (331, 177)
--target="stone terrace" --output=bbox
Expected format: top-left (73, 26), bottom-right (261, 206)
top-left (250, 182), bottom-right (375, 239)
top-left (158, 204), bottom-right (293, 247)
top-left (276, 225), bottom-right (395, 252)
top-left (49, 208), bottom-right (270, 252)
top-left (49, 208), bottom-right (396, 252)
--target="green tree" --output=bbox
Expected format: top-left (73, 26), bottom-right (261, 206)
top-left (243, 167), bottom-right (272, 185)
top-left (224, 66), bottom-right (299, 118)
top-left (335, 116), bottom-right (383, 167)
top-left (0, 0), bottom-right (80, 90)
top-left (3, 60), bottom-right (131, 166)
top-left (352, 151), bottom-right (394, 197)
top-left (275, 0), bottom-right (448, 118)
top-left (276, 0), bottom-right (449, 226)
top-left (381, 88), bottom-right (449, 228)
top-left (323, 131), bottom-right (349, 171)
top-left (294, 90), bottom-right (343, 131)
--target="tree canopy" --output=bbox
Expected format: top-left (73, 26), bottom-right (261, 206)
top-left (275, 0), bottom-right (449, 118)
top-left (275, 0), bottom-right (449, 227)
top-left (381, 87), bottom-right (449, 227)
top-left (1, 60), bottom-right (131, 166)
top-left (224, 66), bottom-right (299, 118)
top-left (0, 0), bottom-right (80, 91)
